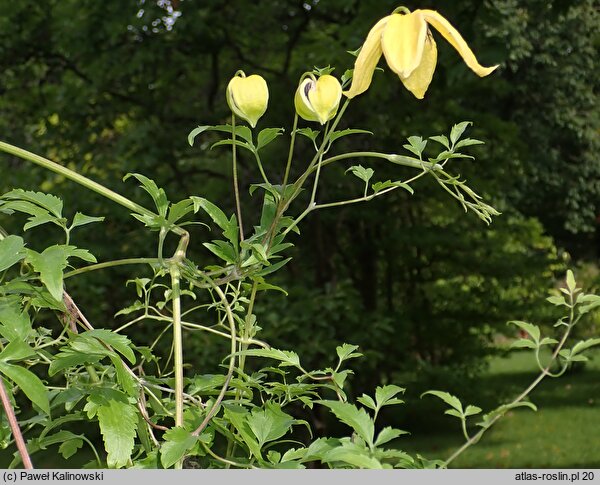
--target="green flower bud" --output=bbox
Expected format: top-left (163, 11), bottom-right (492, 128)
top-left (294, 74), bottom-right (342, 125)
top-left (226, 72), bottom-right (269, 128)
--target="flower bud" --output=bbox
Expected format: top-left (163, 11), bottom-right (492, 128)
top-left (226, 72), bottom-right (269, 128)
top-left (294, 74), bottom-right (342, 125)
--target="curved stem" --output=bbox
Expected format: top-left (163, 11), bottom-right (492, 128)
top-left (191, 273), bottom-right (237, 438)
top-left (231, 115), bottom-right (245, 241)
top-left (282, 114), bottom-right (299, 186)
top-left (0, 141), bottom-right (154, 218)
top-left (253, 152), bottom-right (270, 186)
top-left (63, 258), bottom-right (161, 279)
top-left (316, 151), bottom-right (440, 173)
top-left (238, 281), bottom-right (259, 376)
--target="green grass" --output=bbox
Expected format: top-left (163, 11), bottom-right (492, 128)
top-left (401, 350), bottom-right (600, 468)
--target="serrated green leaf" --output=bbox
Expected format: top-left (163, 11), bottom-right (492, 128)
top-left (1, 189), bottom-right (63, 217)
top-left (421, 390), bottom-right (463, 413)
top-left (328, 128), bottom-right (372, 143)
top-left (160, 427), bottom-right (199, 468)
top-left (97, 400), bottom-right (137, 468)
top-left (508, 321), bottom-right (540, 343)
top-left (82, 329), bottom-right (135, 364)
top-left (321, 442), bottom-right (382, 469)
top-left (318, 400), bottom-right (374, 446)
top-left (0, 362), bottom-right (49, 414)
top-left (109, 354), bottom-right (137, 397)
top-left (255, 257), bottom-right (292, 277)
top-left (346, 165), bottom-right (374, 184)
top-left (445, 409), bottom-right (463, 418)
top-left (578, 294), bottom-right (600, 315)
top-left (510, 339), bottom-right (537, 350)
top-left (24, 212), bottom-right (63, 231)
top-left (371, 180), bottom-right (414, 195)
top-left (203, 241), bottom-right (237, 264)
top-left (0, 340), bottom-right (35, 362)
top-left (450, 121), bottom-right (472, 145)
top-left (546, 295), bottom-right (567, 306)
top-left (211, 139), bottom-right (255, 152)
top-left (295, 127), bottom-right (320, 143)
top-left (374, 426), bottom-right (408, 447)
top-left (59, 438), bottom-right (84, 459)
top-left (237, 348), bottom-right (301, 369)
top-left (464, 405), bottom-right (482, 417)
top-left (336, 343), bottom-right (362, 362)
top-left (375, 385), bottom-right (405, 409)
top-left (0, 305), bottom-right (31, 341)
top-left (49, 349), bottom-right (103, 376)
top-left (429, 135), bottom-right (450, 149)
top-left (356, 394), bottom-right (376, 411)
top-left (123, 173), bottom-right (168, 217)
top-left (223, 405), bottom-right (263, 459)
top-left (571, 338), bottom-right (600, 356)
top-left (188, 124), bottom-right (253, 146)
top-left (26, 245), bottom-right (97, 302)
top-left (539, 337), bottom-right (559, 346)
top-left (404, 135), bottom-right (427, 155)
top-left (454, 138), bottom-right (484, 149)
top-left (257, 128), bottom-right (284, 150)
top-left (166, 199), bottom-right (195, 225)
top-left (191, 197), bottom-right (238, 247)
top-left (566, 270), bottom-right (576, 292)
top-left (0, 235), bottom-right (26, 272)
top-left (70, 213), bottom-right (105, 230)
top-left (248, 402), bottom-right (294, 447)
top-left (478, 401), bottom-right (537, 428)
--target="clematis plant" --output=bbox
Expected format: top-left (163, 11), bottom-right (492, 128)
top-left (3, 5), bottom-right (590, 473)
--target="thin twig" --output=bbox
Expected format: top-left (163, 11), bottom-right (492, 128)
top-left (0, 377), bottom-right (34, 469)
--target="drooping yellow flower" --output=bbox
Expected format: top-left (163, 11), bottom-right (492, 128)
top-left (294, 74), bottom-right (342, 125)
top-left (226, 71), bottom-right (269, 127)
top-left (344, 8), bottom-right (499, 100)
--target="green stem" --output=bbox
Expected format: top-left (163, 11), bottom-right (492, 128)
top-left (231, 115), bottom-right (245, 241)
top-left (282, 114), bottom-right (299, 186)
top-left (0, 140), bottom-right (154, 218)
top-left (169, 265), bottom-right (184, 470)
top-left (168, 230), bottom-right (189, 469)
top-left (191, 273), bottom-right (237, 438)
top-left (262, 100), bottom-right (351, 246)
top-left (443, 314), bottom-right (575, 468)
top-left (238, 281), bottom-right (259, 375)
top-left (310, 152), bottom-right (324, 205)
top-left (253, 153), bottom-right (270, 186)
top-left (316, 151), bottom-right (439, 173)
top-left (63, 258), bottom-right (161, 279)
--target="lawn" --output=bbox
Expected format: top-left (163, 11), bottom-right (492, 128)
top-left (401, 350), bottom-right (600, 468)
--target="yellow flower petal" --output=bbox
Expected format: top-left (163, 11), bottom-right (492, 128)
top-left (382, 12), bottom-right (428, 79)
top-left (343, 16), bottom-right (389, 99)
top-left (419, 9), bottom-right (499, 77)
top-left (308, 75), bottom-right (342, 124)
top-left (294, 79), bottom-right (320, 122)
top-left (227, 74), bottom-right (269, 127)
top-left (400, 32), bottom-right (438, 99)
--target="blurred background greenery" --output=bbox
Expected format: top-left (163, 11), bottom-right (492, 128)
top-left (0, 0), bottom-right (598, 467)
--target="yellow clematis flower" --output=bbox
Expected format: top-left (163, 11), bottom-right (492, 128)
top-left (226, 71), bottom-right (269, 128)
top-left (344, 8), bottom-right (499, 100)
top-left (294, 74), bottom-right (342, 125)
